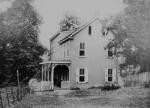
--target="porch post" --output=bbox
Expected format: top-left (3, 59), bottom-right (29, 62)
top-left (44, 67), bottom-right (46, 81)
top-left (51, 64), bottom-right (54, 90)
top-left (48, 64), bottom-right (50, 81)
top-left (42, 65), bottom-right (43, 81)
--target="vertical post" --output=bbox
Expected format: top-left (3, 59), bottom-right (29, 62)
top-left (17, 70), bottom-right (20, 101)
top-left (51, 65), bottom-right (54, 90)
top-left (17, 70), bottom-right (20, 92)
top-left (6, 88), bottom-right (10, 107)
top-left (48, 64), bottom-right (50, 81)
top-left (44, 64), bottom-right (47, 81)
top-left (11, 87), bottom-right (15, 104)
top-left (42, 65), bottom-right (43, 81)
top-left (0, 91), bottom-right (4, 108)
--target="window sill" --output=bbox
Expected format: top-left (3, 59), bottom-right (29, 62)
top-left (78, 56), bottom-right (87, 58)
top-left (107, 57), bottom-right (114, 59)
top-left (77, 82), bottom-right (88, 84)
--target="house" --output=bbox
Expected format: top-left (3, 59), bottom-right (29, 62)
top-left (40, 18), bottom-right (120, 90)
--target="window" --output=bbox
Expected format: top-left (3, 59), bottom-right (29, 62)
top-left (79, 43), bottom-right (85, 56)
top-left (108, 50), bottom-right (113, 57)
top-left (66, 42), bottom-right (69, 57)
top-left (105, 68), bottom-right (116, 82)
top-left (76, 68), bottom-right (88, 83)
top-left (88, 26), bottom-right (92, 35)
top-left (108, 69), bottom-right (113, 81)
top-left (79, 68), bottom-right (85, 82)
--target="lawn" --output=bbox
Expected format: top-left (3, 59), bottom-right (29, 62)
top-left (14, 87), bottom-right (150, 108)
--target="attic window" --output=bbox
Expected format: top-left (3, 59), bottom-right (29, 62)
top-left (88, 26), bottom-right (92, 35)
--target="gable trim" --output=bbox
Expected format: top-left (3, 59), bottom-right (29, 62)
top-left (58, 18), bottom-right (102, 44)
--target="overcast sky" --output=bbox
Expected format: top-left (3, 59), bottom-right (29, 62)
top-left (0, 0), bottom-right (126, 49)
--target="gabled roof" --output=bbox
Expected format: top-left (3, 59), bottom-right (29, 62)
top-left (59, 18), bottom-right (102, 44)
top-left (49, 31), bottom-right (61, 41)
top-left (50, 17), bottom-right (102, 44)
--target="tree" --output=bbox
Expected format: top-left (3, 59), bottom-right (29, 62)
top-left (0, 0), bottom-right (47, 86)
top-left (60, 14), bottom-right (81, 31)
top-left (105, 0), bottom-right (150, 72)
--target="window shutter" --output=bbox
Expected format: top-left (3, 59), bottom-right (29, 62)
top-left (76, 68), bottom-right (79, 83)
top-left (105, 68), bottom-right (108, 82)
top-left (113, 68), bottom-right (117, 82)
top-left (85, 68), bottom-right (88, 83)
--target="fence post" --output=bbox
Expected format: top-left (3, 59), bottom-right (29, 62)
top-left (11, 87), bottom-right (15, 104)
top-left (6, 88), bottom-right (10, 107)
top-left (0, 90), bottom-right (4, 108)
top-left (17, 88), bottom-right (20, 101)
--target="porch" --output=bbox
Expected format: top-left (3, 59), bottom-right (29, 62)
top-left (40, 60), bottom-right (71, 91)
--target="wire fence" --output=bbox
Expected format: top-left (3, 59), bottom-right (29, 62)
top-left (0, 86), bottom-right (30, 108)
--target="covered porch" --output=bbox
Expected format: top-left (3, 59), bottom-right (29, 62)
top-left (39, 60), bottom-right (71, 91)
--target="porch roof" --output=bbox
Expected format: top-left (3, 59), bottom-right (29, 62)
top-left (39, 60), bottom-right (71, 65)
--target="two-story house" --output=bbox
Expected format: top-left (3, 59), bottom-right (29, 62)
top-left (40, 18), bottom-right (118, 90)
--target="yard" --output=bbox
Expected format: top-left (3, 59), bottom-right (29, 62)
top-left (14, 87), bottom-right (150, 108)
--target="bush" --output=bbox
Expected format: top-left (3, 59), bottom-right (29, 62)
top-left (101, 82), bottom-right (121, 91)
top-left (70, 87), bottom-right (80, 90)
top-left (144, 82), bottom-right (150, 88)
top-left (65, 90), bottom-right (90, 98)
top-left (88, 86), bottom-right (102, 89)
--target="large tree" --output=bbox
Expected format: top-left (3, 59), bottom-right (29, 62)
top-left (104, 0), bottom-right (150, 72)
top-left (0, 0), bottom-right (46, 86)
top-left (60, 14), bottom-right (81, 31)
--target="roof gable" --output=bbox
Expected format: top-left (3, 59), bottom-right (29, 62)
top-left (50, 18), bottom-right (102, 44)
top-left (59, 18), bottom-right (102, 44)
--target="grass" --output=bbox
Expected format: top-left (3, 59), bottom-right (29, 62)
top-left (14, 87), bottom-right (150, 108)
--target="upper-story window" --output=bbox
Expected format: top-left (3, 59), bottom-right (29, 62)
top-left (88, 26), bottom-right (92, 35)
top-left (108, 49), bottom-right (113, 58)
top-left (79, 43), bottom-right (85, 57)
top-left (66, 42), bottom-right (69, 57)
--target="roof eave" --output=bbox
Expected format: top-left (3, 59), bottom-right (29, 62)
top-left (59, 37), bottom-right (73, 44)
top-left (49, 32), bottom-right (61, 41)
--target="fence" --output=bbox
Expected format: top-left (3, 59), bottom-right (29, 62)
top-left (0, 86), bottom-right (30, 108)
top-left (124, 72), bottom-right (150, 87)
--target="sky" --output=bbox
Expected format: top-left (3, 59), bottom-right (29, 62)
top-left (0, 0), bottom-right (126, 49)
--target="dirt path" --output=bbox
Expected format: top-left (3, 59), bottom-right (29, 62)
top-left (14, 87), bottom-right (150, 108)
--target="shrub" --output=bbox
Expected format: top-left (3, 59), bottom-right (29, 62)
top-left (144, 82), bottom-right (150, 88)
top-left (88, 86), bottom-right (102, 89)
top-left (65, 90), bottom-right (90, 98)
top-left (70, 87), bottom-right (80, 90)
top-left (101, 82), bottom-right (121, 91)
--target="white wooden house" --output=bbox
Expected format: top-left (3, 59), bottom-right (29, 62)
top-left (40, 18), bottom-right (124, 90)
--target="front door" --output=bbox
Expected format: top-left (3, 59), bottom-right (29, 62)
top-left (54, 65), bottom-right (69, 89)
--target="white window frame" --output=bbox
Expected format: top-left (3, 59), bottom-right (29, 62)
top-left (105, 68), bottom-right (117, 82)
top-left (79, 68), bottom-right (85, 83)
top-left (108, 69), bottom-right (113, 82)
top-left (76, 67), bottom-right (88, 83)
top-left (79, 42), bottom-right (85, 57)
top-left (66, 42), bottom-right (69, 58)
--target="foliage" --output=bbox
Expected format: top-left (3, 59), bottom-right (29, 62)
top-left (70, 87), bottom-right (80, 90)
top-left (0, 0), bottom-right (47, 85)
top-left (144, 82), bottom-right (150, 88)
top-left (104, 0), bottom-right (150, 71)
top-left (101, 82), bottom-right (121, 91)
top-left (65, 90), bottom-right (90, 98)
top-left (60, 14), bottom-right (81, 31)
